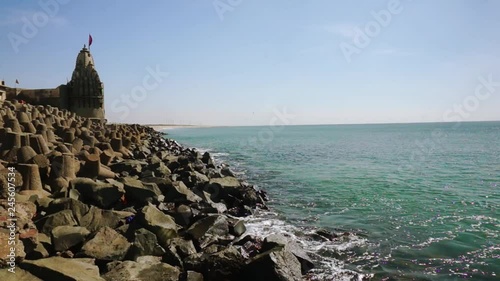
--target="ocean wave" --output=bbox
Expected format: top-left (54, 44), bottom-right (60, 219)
top-left (185, 145), bottom-right (368, 279)
top-left (242, 210), bottom-right (369, 280)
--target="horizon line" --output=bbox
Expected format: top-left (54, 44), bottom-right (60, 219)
top-left (139, 119), bottom-right (500, 128)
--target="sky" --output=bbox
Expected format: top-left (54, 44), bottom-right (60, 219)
top-left (0, 0), bottom-right (499, 126)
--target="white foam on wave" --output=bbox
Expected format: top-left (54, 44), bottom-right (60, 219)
top-left (242, 210), bottom-right (369, 280)
top-left (180, 144), bottom-right (369, 279)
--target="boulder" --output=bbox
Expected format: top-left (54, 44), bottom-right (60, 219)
top-left (79, 206), bottom-right (122, 233)
top-left (51, 226), bottom-right (90, 252)
top-left (264, 234), bottom-right (314, 274)
top-left (184, 246), bottom-right (244, 280)
top-left (164, 181), bottom-right (202, 204)
top-left (186, 271), bottom-right (204, 281)
top-left (229, 219), bottom-right (247, 237)
top-left (120, 177), bottom-right (160, 204)
top-left (44, 198), bottom-right (90, 223)
top-left (137, 204), bottom-right (178, 248)
top-left (40, 210), bottom-right (78, 235)
top-left (207, 177), bottom-right (261, 206)
top-left (163, 238), bottom-right (197, 267)
top-left (81, 227), bottom-right (130, 261)
top-left (239, 245), bottom-right (302, 281)
top-left (110, 160), bottom-right (146, 175)
top-left (128, 228), bottom-right (166, 259)
top-left (103, 260), bottom-right (180, 281)
top-left (146, 161), bottom-right (171, 177)
top-left (186, 215), bottom-right (230, 248)
top-left (20, 257), bottom-right (104, 281)
top-left (71, 178), bottom-right (124, 208)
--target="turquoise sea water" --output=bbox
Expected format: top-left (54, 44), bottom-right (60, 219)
top-left (167, 122), bottom-right (499, 281)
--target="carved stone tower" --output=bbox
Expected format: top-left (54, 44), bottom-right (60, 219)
top-left (67, 45), bottom-right (105, 119)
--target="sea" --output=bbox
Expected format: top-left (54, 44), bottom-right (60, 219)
top-left (165, 122), bottom-right (499, 281)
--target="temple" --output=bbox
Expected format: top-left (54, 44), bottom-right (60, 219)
top-left (0, 45), bottom-right (105, 120)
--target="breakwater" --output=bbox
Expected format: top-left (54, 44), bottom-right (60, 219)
top-left (0, 100), bottom-right (321, 281)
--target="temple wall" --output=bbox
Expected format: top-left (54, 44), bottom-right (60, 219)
top-left (15, 88), bottom-right (62, 107)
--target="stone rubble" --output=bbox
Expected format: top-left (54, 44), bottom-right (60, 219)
top-left (0, 100), bottom-right (314, 281)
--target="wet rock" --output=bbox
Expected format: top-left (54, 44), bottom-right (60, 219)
top-left (20, 257), bottom-right (104, 281)
top-left (81, 227), bottom-right (130, 261)
top-left (264, 234), bottom-right (314, 274)
top-left (201, 152), bottom-right (214, 167)
top-left (239, 245), bottom-right (302, 281)
top-left (229, 218), bottom-right (247, 237)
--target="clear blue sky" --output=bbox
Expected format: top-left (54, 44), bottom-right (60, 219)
top-left (1, 0), bottom-right (499, 125)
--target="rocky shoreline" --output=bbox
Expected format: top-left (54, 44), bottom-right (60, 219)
top-left (0, 100), bottom-right (316, 281)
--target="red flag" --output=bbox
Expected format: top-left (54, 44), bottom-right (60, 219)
top-left (15, 79), bottom-right (19, 84)
top-left (89, 34), bottom-right (93, 47)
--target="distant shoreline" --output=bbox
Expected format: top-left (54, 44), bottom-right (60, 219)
top-left (144, 124), bottom-right (210, 131)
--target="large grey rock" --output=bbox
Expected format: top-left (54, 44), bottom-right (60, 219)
top-left (51, 226), bottom-right (90, 252)
top-left (20, 257), bottom-right (104, 281)
top-left (184, 246), bottom-right (244, 280)
top-left (164, 181), bottom-right (202, 203)
top-left (81, 227), bottom-right (130, 261)
top-left (44, 198), bottom-right (90, 224)
top-left (128, 228), bottom-right (166, 259)
top-left (120, 177), bottom-right (161, 204)
top-left (186, 271), bottom-right (204, 281)
top-left (207, 177), bottom-right (261, 206)
top-left (265, 234), bottom-right (314, 274)
top-left (79, 206), bottom-right (122, 233)
top-left (163, 238), bottom-right (197, 267)
top-left (186, 215), bottom-right (230, 248)
top-left (41, 210), bottom-right (78, 235)
top-left (146, 161), bottom-right (171, 177)
top-left (229, 218), bottom-right (247, 237)
top-left (103, 260), bottom-right (180, 281)
top-left (239, 245), bottom-right (302, 281)
top-left (109, 159), bottom-right (146, 175)
top-left (71, 178), bottom-right (124, 208)
top-left (137, 204), bottom-right (178, 248)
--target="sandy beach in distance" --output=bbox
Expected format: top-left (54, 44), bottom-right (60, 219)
top-left (146, 124), bottom-right (209, 131)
